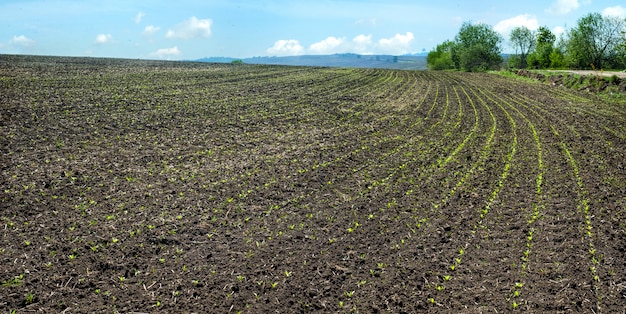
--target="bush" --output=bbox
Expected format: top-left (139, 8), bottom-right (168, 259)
top-left (507, 55), bottom-right (522, 69)
top-left (608, 74), bottom-right (621, 85)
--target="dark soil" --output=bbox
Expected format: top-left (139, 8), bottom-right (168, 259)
top-left (1, 54), bottom-right (625, 313)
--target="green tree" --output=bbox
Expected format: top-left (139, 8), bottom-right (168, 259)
top-left (549, 48), bottom-right (566, 68)
top-left (509, 26), bottom-right (535, 68)
top-left (565, 13), bottom-right (626, 69)
top-left (451, 22), bottom-right (503, 71)
top-left (527, 26), bottom-right (555, 69)
top-left (619, 30), bottom-right (626, 68)
top-left (427, 40), bottom-right (455, 70)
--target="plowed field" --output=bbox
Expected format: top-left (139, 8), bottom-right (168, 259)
top-left (1, 55), bottom-right (625, 313)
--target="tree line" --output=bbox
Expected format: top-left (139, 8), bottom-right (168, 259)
top-left (427, 12), bottom-right (626, 71)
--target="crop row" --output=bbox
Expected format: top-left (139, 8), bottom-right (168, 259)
top-left (1, 58), bottom-right (624, 312)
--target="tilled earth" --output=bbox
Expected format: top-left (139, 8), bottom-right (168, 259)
top-left (1, 55), bottom-right (625, 313)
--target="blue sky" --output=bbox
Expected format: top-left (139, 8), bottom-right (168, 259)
top-left (1, 0), bottom-right (624, 60)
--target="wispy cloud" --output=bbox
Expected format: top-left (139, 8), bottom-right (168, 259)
top-left (494, 14), bottom-right (539, 36)
top-left (166, 16), bottom-right (212, 39)
top-left (546, 0), bottom-right (579, 15)
top-left (150, 46), bottom-right (180, 59)
top-left (267, 39), bottom-right (304, 56)
top-left (143, 25), bottom-right (160, 36)
top-left (354, 18), bottom-right (377, 27)
top-left (95, 33), bottom-right (113, 44)
top-left (9, 35), bottom-right (36, 47)
top-left (134, 11), bottom-right (145, 24)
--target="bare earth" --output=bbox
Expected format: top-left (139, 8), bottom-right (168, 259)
top-left (2, 55), bottom-right (626, 313)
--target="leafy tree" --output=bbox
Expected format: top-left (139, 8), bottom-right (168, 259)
top-left (527, 26), bottom-right (555, 69)
top-left (549, 37), bottom-right (567, 68)
top-left (451, 22), bottom-right (503, 72)
top-left (549, 48), bottom-right (566, 68)
top-left (565, 13), bottom-right (626, 69)
top-left (536, 26), bottom-right (556, 46)
top-left (620, 30), bottom-right (626, 68)
top-left (427, 40), bottom-right (455, 70)
top-left (509, 26), bottom-right (535, 68)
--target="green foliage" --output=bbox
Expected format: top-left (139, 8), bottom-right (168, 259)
top-left (429, 22), bottom-right (503, 71)
top-left (564, 13), bottom-right (626, 69)
top-left (507, 55), bottom-right (522, 69)
top-left (617, 32), bottom-right (626, 69)
top-left (452, 22), bottom-right (503, 72)
top-left (231, 59), bottom-right (244, 64)
top-left (536, 26), bottom-right (556, 46)
top-left (527, 27), bottom-right (556, 69)
top-left (549, 48), bottom-right (566, 68)
top-left (427, 40), bottom-right (455, 70)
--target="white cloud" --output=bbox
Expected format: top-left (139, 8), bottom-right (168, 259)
top-left (352, 34), bottom-right (372, 53)
top-left (377, 32), bottom-right (414, 55)
top-left (602, 6), bottom-right (626, 18)
top-left (546, 0), bottom-right (579, 15)
top-left (268, 32), bottom-right (417, 57)
top-left (9, 35), bottom-right (35, 47)
top-left (143, 25), bottom-right (160, 36)
top-left (150, 46), bottom-right (181, 59)
top-left (353, 34), bottom-right (372, 45)
top-left (166, 16), bottom-right (212, 39)
top-left (134, 11), bottom-right (145, 24)
top-left (309, 36), bottom-right (345, 54)
top-left (494, 14), bottom-right (539, 36)
top-left (95, 33), bottom-right (113, 44)
top-left (267, 39), bottom-right (304, 56)
top-left (553, 26), bottom-right (566, 37)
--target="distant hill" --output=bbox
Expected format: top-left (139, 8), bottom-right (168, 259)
top-left (195, 53), bottom-right (427, 70)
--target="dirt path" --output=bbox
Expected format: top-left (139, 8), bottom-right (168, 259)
top-left (546, 69), bottom-right (626, 78)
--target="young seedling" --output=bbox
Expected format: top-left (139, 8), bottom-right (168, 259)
top-left (25, 292), bottom-right (35, 304)
top-left (2, 274), bottom-right (24, 287)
